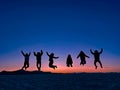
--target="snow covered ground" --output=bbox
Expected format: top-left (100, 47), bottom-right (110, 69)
top-left (0, 73), bottom-right (120, 90)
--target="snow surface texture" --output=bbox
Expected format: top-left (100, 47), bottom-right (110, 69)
top-left (0, 73), bottom-right (120, 90)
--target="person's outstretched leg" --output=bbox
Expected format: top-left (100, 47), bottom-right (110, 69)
top-left (21, 66), bottom-right (25, 70)
top-left (22, 62), bottom-right (26, 70)
top-left (67, 64), bottom-right (70, 67)
top-left (25, 65), bottom-right (27, 70)
top-left (51, 65), bottom-right (57, 70)
top-left (25, 63), bottom-right (29, 70)
top-left (80, 62), bottom-right (82, 65)
top-left (82, 60), bottom-right (85, 66)
top-left (51, 65), bottom-right (56, 70)
top-left (98, 60), bottom-right (103, 68)
top-left (39, 62), bottom-right (41, 71)
top-left (49, 64), bottom-right (55, 70)
top-left (80, 60), bottom-right (83, 66)
top-left (54, 65), bottom-right (57, 68)
top-left (37, 63), bottom-right (40, 71)
top-left (84, 60), bottom-right (86, 64)
top-left (94, 61), bottom-right (97, 69)
top-left (38, 67), bottom-right (40, 71)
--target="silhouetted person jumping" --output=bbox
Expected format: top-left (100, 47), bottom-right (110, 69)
top-left (90, 48), bottom-right (103, 69)
top-left (66, 54), bottom-right (73, 67)
top-left (21, 50), bottom-right (31, 70)
top-left (34, 50), bottom-right (43, 71)
top-left (77, 51), bottom-right (89, 66)
top-left (46, 52), bottom-right (59, 70)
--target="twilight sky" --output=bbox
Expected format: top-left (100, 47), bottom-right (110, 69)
top-left (0, 0), bottom-right (120, 73)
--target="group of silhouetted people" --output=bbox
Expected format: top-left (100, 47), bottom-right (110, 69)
top-left (21, 48), bottom-right (103, 71)
top-left (21, 50), bottom-right (59, 71)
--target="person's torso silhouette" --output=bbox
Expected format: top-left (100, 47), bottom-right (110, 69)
top-left (90, 49), bottom-right (103, 61)
top-left (24, 54), bottom-right (30, 62)
top-left (80, 52), bottom-right (86, 60)
top-left (34, 50), bottom-right (43, 62)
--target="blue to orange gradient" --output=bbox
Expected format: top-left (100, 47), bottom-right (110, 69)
top-left (0, 0), bottom-right (120, 73)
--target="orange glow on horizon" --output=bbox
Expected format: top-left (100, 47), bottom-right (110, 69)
top-left (1, 65), bottom-right (120, 73)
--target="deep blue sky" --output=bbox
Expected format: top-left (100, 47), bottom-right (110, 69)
top-left (0, 0), bottom-right (120, 72)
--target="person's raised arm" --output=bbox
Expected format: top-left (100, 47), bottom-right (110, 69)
top-left (83, 52), bottom-right (90, 58)
top-left (46, 52), bottom-right (50, 56)
top-left (21, 50), bottom-right (25, 56)
top-left (53, 56), bottom-right (59, 59)
top-left (90, 49), bottom-right (94, 54)
top-left (99, 48), bottom-right (103, 54)
top-left (85, 54), bottom-right (90, 58)
top-left (33, 52), bottom-right (36, 56)
top-left (40, 50), bottom-right (43, 55)
top-left (29, 52), bottom-right (31, 56)
top-left (77, 53), bottom-right (80, 59)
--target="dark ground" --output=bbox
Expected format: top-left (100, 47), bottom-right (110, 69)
top-left (0, 71), bottom-right (120, 90)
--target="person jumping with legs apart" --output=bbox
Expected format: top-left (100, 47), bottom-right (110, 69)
top-left (90, 48), bottom-right (103, 69)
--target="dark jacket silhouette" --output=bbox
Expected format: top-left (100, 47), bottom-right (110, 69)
top-left (77, 51), bottom-right (89, 66)
top-left (90, 48), bottom-right (103, 69)
top-left (46, 52), bottom-right (59, 70)
top-left (66, 54), bottom-right (73, 67)
top-left (34, 50), bottom-right (43, 71)
top-left (21, 50), bottom-right (31, 70)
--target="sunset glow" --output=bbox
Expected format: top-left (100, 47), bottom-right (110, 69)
top-left (0, 53), bottom-right (120, 73)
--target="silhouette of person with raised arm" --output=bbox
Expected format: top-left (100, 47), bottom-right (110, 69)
top-left (34, 50), bottom-right (43, 71)
top-left (21, 50), bottom-right (31, 70)
top-left (66, 54), bottom-right (73, 67)
top-left (46, 52), bottom-right (59, 70)
top-left (90, 48), bottom-right (103, 69)
top-left (77, 51), bottom-right (89, 66)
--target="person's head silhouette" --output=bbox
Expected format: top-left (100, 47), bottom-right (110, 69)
top-left (37, 52), bottom-right (40, 55)
top-left (94, 50), bottom-right (98, 53)
top-left (26, 53), bottom-right (29, 56)
top-left (80, 51), bottom-right (84, 54)
top-left (51, 53), bottom-right (54, 56)
top-left (68, 54), bottom-right (71, 57)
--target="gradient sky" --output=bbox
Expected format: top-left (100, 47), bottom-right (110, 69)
top-left (0, 0), bottom-right (120, 73)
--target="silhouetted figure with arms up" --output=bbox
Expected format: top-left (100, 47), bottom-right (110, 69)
top-left (90, 48), bottom-right (103, 69)
top-left (46, 52), bottom-right (59, 70)
top-left (21, 50), bottom-right (31, 70)
top-left (77, 51), bottom-right (89, 66)
top-left (66, 54), bottom-right (73, 67)
top-left (34, 50), bottom-right (43, 71)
